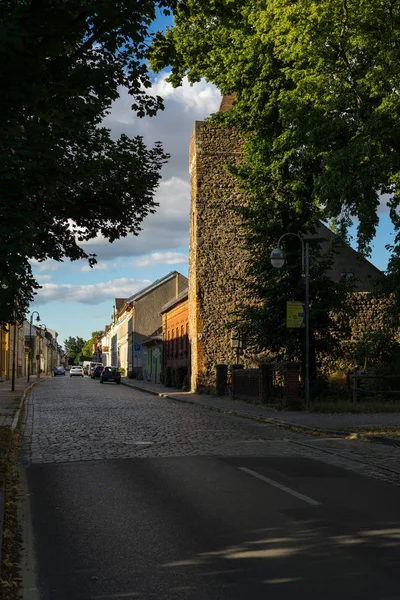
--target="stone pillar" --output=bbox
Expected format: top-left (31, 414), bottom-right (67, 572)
top-left (260, 363), bottom-right (274, 404)
top-left (216, 364), bottom-right (228, 396)
top-left (283, 362), bottom-right (301, 408)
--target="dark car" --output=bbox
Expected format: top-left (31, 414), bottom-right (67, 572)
top-left (92, 365), bottom-right (103, 379)
top-left (100, 366), bottom-right (121, 384)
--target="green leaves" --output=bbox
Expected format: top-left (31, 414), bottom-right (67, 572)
top-left (0, 0), bottom-right (173, 323)
top-left (151, 0), bottom-right (400, 255)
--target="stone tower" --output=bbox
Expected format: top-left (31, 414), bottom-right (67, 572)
top-left (188, 97), bottom-right (250, 392)
top-left (188, 96), bottom-right (381, 393)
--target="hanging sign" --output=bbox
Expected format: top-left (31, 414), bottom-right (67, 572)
top-left (286, 301), bottom-right (305, 329)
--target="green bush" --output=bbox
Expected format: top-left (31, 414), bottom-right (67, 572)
top-left (119, 367), bottom-right (125, 376)
top-left (174, 366), bottom-right (188, 389)
top-left (165, 366), bottom-right (173, 387)
top-left (128, 370), bottom-right (137, 379)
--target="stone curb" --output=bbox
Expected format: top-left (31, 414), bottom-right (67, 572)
top-left (121, 380), bottom-right (400, 446)
top-left (0, 376), bottom-right (49, 576)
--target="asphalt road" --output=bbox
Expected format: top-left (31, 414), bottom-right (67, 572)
top-left (20, 377), bottom-right (400, 599)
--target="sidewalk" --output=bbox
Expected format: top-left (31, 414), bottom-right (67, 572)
top-left (121, 378), bottom-right (400, 436)
top-left (0, 376), bottom-right (50, 428)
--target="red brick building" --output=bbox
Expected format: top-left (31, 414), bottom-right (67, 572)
top-left (160, 289), bottom-right (189, 371)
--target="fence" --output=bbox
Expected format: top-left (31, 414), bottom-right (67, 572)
top-left (218, 362), bottom-right (300, 405)
top-left (352, 374), bottom-right (400, 402)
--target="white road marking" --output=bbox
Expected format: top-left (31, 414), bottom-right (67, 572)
top-left (238, 466), bottom-right (321, 506)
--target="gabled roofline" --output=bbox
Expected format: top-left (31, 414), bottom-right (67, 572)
top-left (317, 222), bottom-right (382, 275)
top-left (160, 288), bottom-right (189, 314)
top-left (126, 271), bottom-right (184, 304)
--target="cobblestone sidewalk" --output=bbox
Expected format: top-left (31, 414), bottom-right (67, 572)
top-left (0, 376), bottom-right (50, 428)
top-left (121, 378), bottom-right (400, 434)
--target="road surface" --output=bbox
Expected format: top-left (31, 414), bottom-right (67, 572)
top-left (19, 377), bottom-right (400, 599)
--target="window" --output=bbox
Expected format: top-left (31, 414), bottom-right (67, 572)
top-left (341, 272), bottom-right (354, 280)
top-left (181, 326), bottom-right (184, 354)
top-left (176, 327), bottom-right (179, 355)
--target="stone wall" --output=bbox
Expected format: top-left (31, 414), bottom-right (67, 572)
top-left (189, 122), bottom-right (250, 391)
top-left (326, 292), bottom-right (399, 373)
top-left (189, 118), bottom-right (383, 392)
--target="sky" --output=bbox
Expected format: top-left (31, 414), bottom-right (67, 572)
top-left (28, 10), bottom-right (395, 347)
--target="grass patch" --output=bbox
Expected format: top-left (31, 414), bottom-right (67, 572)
top-left (305, 400), bottom-right (400, 414)
top-left (0, 413), bottom-right (24, 599)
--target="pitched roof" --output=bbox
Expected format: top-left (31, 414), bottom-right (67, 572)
top-left (218, 94), bottom-right (236, 112)
top-left (160, 288), bottom-right (189, 314)
top-left (114, 298), bottom-right (126, 312)
top-left (127, 271), bottom-right (186, 303)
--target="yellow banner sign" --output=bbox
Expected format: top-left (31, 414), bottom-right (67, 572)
top-left (286, 301), bottom-right (305, 328)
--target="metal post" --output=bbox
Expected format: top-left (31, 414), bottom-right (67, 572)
top-left (274, 232), bottom-right (310, 403)
top-left (38, 333), bottom-right (41, 379)
top-left (304, 241), bottom-right (310, 404)
top-left (11, 321), bottom-right (16, 391)
top-left (0, 327), bottom-right (3, 382)
top-left (28, 319), bottom-right (32, 382)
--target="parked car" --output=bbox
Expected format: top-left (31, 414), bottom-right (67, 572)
top-left (100, 366), bottom-right (121, 384)
top-left (91, 365), bottom-right (103, 379)
top-left (54, 366), bottom-right (65, 376)
top-left (89, 362), bottom-right (104, 377)
top-left (70, 366), bottom-right (84, 377)
top-left (82, 361), bottom-right (91, 375)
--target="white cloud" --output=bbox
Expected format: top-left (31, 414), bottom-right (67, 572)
top-left (81, 176), bottom-right (190, 259)
top-left (103, 74), bottom-right (221, 182)
top-left (132, 251), bottom-right (188, 268)
top-left (33, 278), bottom-right (151, 306)
top-left (30, 259), bottom-right (60, 272)
top-left (36, 275), bottom-right (53, 282)
top-left (80, 263), bottom-right (109, 272)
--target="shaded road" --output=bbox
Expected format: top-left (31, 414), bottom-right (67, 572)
top-left (20, 377), bottom-right (400, 599)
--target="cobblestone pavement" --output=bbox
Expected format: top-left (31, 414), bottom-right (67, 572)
top-left (22, 378), bottom-right (400, 486)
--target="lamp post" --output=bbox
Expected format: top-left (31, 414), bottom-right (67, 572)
top-left (37, 324), bottom-right (46, 379)
top-left (270, 233), bottom-right (310, 403)
top-left (28, 311), bottom-right (41, 382)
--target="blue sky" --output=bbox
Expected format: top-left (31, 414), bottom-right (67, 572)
top-left (28, 10), bottom-right (395, 347)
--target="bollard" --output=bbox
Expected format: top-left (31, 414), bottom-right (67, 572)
top-left (215, 364), bottom-right (228, 396)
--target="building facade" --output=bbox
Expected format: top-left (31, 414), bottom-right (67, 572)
top-left (161, 289), bottom-right (189, 372)
top-left (188, 100), bottom-right (382, 392)
top-left (125, 271), bottom-right (188, 376)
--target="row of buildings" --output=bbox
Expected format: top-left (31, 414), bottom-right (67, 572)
top-left (89, 96), bottom-right (382, 391)
top-left (0, 319), bottom-right (65, 382)
top-left (93, 271), bottom-right (190, 383)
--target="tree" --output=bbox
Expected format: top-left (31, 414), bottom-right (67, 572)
top-left (80, 330), bottom-right (104, 361)
top-left (150, 0), bottom-right (400, 255)
top-left (64, 336), bottom-right (87, 365)
top-left (0, 0), bottom-right (174, 323)
top-left (150, 0), bottom-right (380, 380)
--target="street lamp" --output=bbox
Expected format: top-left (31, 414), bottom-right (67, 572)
top-left (270, 233), bottom-right (310, 403)
top-left (37, 324), bottom-right (46, 379)
top-left (28, 311), bottom-right (41, 382)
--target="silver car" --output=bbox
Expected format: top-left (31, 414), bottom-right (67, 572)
top-left (69, 366), bottom-right (84, 377)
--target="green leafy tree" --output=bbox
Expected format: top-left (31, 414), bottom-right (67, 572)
top-left (64, 336), bottom-right (87, 365)
top-left (232, 200), bottom-right (354, 382)
top-left (151, 0), bottom-right (400, 253)
top-left (80, 330), bottom-right (104, 361)
top-left (0, 0), bottom-right (174, 323)
top-left (151, 0), bottom-right (383, 380)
